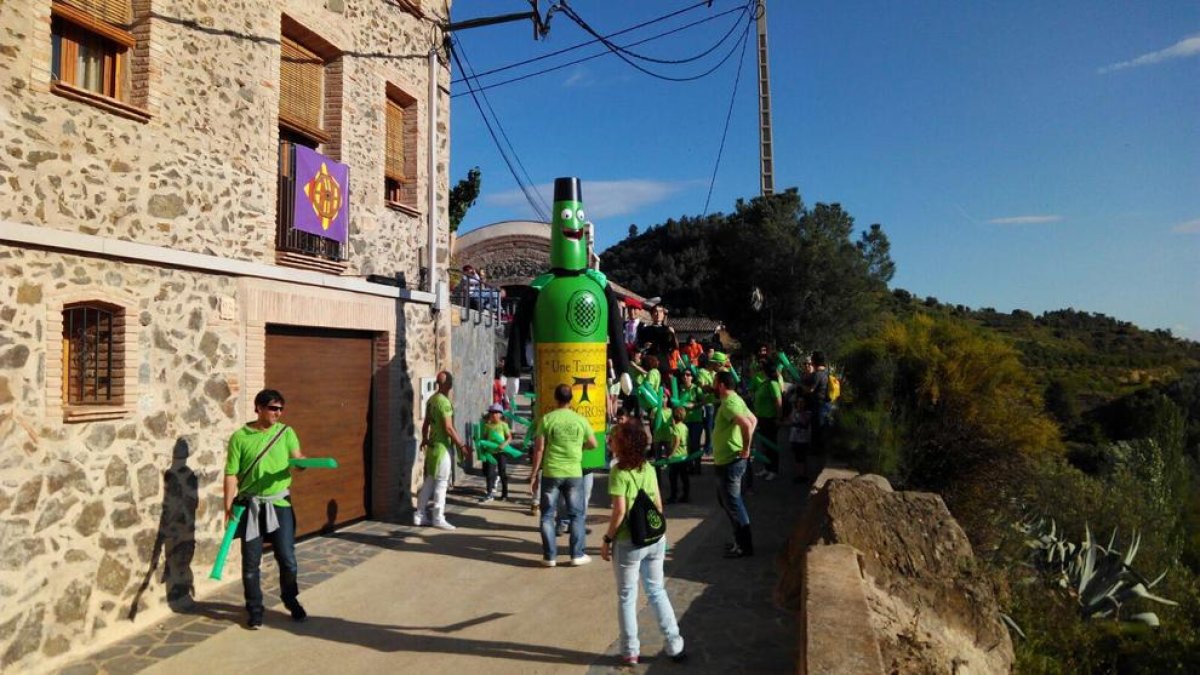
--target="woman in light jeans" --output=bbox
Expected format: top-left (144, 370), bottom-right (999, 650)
top-left (599, 420), bottom-right (686, 666)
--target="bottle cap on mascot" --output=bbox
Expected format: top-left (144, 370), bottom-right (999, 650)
top-left (551, 177), bottom-right (587, 271)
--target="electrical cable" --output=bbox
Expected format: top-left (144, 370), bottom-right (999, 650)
top-left (560, 0), bottom-right (753, 66)
top-left (450, 0), bottom-right (725, 85)
top-left (450, 37), bottom-right (550, 222)
top-left (703, 13), bottom-right (753, 216)
top-left (450, 6), bottom-right (744, 98)
top-left (454, 38), bottom-right (552, 219)
top-left (559, 2), bottom-right (754, 83)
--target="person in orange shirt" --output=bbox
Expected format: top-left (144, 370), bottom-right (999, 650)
top-left (682, 336), bottom-right (703, 364)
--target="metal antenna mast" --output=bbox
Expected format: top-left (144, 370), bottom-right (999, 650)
top-left (755, 0), bottom-right (774, 196)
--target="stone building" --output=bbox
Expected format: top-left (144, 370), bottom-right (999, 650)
top-left (0, 0), bottom-right (454, 671)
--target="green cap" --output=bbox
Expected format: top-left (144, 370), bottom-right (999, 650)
top-left (710, 351), bottom-right (729, 365)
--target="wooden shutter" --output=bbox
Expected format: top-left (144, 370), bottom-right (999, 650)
top-left (385, 100), bottom-right (405, 181)
top-left (58, 0), bottom-right (131, 26)
top-left (279, 36), bottom-right (324, 133)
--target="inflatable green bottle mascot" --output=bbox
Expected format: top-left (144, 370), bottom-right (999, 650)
top-left (504, 177), bottom-right (632, 469)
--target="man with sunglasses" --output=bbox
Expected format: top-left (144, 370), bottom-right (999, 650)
top-left (224, 389), bottom-right (308, 630)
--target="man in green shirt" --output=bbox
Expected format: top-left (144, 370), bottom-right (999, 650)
top-left (752, 362), bottom-right (783, 481)
top-left (712, 371), bottom-right (757, 558)
top-left (224, 389), bottom-right (307, 629)
top-left (415, 371), bottom-right (466, 530)
top-left (530, 383), bottom-right (597, 567)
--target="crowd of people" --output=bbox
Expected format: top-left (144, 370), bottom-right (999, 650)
top-left (223, 302), bottom-right (837, 664)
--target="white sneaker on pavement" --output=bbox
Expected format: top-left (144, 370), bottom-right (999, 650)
top-left (432, 520), bottom-right (456, 531)
top-left (570, 554), bottom-right (592, 567)
top-left (541, 559), bottom-right (557, 568)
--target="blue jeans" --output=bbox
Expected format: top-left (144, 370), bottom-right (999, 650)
top-left (557, 471), bottom-right (594, 530)
top-left (540, 476), bottom-right (585, 560)
top-left (715, 459), bottom-right (750, 528)
top-left (239, 504), bottom-right (299, 617)
top-left (702, 405), bottom-right (715, 454)
top-left (612, 538), bottom-right (683, 659)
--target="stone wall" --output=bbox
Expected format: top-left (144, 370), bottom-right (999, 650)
top-left (450, 308), bottom-right (500, 441)
top-left (0, 0), bottom-right (453, 671)
top-left (0, 248), bottom-right (241, 670)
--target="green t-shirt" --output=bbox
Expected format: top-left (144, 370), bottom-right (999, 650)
top-left (753, 379), bottom-right (783, 419)
top-left (425, 393), bottom-right (454, 475)
top-left (652, 408), bottom-right (674, 442)
top-left (225, 422), bottom-right (300, 505)
top-left (608, 462), bottom-right (658, 541)
top-left (669, 421), bottom-right (689, 459)
top-left (643, 368), bottom-right (661, 392)
top-left (482, 420), bottom-right (511, 444)
top-left (535, 408), bottom-right (592, 478)
top-left (713, 392), bottom-right (752, 466)
top-left (481, 420), bottom-right (511, 459)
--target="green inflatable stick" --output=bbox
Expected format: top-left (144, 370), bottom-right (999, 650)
top-left (288, 457), bottom-right (338, 469)
top-left (503, 409), bottom-right (532, 428)
top-left (653, 449), bottom-right (705, 468)
top-left (776, 352), bottom-right (802, 382)
top-left (209, 504), bottom-right (245, 580)
top-left (637, 382), bottom-right (662, 411)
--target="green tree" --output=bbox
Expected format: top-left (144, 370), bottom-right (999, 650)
top-left (857, 223), bottom-right (895, 285)
top-left (448, 167), bottom-right (481, 233)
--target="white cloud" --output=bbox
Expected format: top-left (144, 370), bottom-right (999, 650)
top-left (987, 215), bottom-right (1064, 225)
top-left (1098, 33), bottom-right (1200, 74)
top-left (1171, 218), bottom-right (1200, 234)
top-left (563, 69), bottom-right (590, 87)
top-left (484, 179), bottom-right (696, 221)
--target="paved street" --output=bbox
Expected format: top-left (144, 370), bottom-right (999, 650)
top-left (60, 455), bottom-right (805, 674)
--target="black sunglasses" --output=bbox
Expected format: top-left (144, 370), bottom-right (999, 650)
top-left (265, 405), bottom-right (284, 412)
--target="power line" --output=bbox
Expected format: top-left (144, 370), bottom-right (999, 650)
top-left (454, 38), bottom-right (551, 219)
top-left (450, 4), bottom-right (747, 98)
top-left (561, 0), bottom-right (752, 66)
top-left (703, 12), bottom-right (753, 216)
top-left (450, 0), bottom-right (724, 85)
top-left (449, 37), bottom-right (549, 223)
top-left (558, 2), bottom-right (754, 83)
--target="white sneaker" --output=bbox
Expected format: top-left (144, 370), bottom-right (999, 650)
top-left (432, 520), bottom-right (456, 531)
top-left (570, 554), bottom-right (592, 567)
top-left (541, 559), bottom-right (557, 568)
top-left (412, 516), bottom-right (425, 527)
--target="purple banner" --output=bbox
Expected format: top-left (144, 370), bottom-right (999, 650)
top-left (293, 145), bottom-right (349, 243)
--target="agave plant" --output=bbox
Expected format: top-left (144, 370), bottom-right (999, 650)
top-left (1018, 518), bottom-right (1176, 626)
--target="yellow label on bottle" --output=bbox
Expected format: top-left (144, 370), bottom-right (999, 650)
top-left (535, 342), bottom-right (608, 432)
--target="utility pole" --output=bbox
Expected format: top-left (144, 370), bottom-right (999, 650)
top-left (755, 0), bottom-right (775, 196)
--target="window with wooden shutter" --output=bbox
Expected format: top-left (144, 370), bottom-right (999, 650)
top-left (385, 85), bottom-right (418, 210)
top-left (50, 0), bottom-right (134, 103)
top-left (279, 36), bottom-right (329, 145)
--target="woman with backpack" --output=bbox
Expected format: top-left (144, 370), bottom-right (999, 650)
top-left (600, 420), bottom-right (686, 666)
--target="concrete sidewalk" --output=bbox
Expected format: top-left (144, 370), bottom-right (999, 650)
top-left (61, 456), bottom-right (804, 674)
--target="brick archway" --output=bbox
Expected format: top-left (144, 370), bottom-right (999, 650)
top-left (454, 220), bottom-right (556, 287)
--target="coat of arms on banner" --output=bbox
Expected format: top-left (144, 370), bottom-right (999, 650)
top-left (293, 145), bottom-right (349, 243)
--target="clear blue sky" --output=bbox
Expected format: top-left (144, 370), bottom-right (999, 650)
top-left (448, 1), bottom-right (1200, 339)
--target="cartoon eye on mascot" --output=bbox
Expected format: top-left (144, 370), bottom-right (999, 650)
top-left (503, 177), bottom-right (632, 469)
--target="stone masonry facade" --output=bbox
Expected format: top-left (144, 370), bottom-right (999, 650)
top-left (0, 1), bottom-right (453, 672)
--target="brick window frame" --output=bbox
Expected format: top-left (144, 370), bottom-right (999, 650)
top-left (49, 0), bottom-right (151, 122)
top-left (47, 295), bottom-right (137, 423)
top-left (384, 83), bottom-right (419, 213)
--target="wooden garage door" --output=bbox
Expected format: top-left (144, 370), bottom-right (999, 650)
top-left (265, 326), bottom-right (374, 537)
